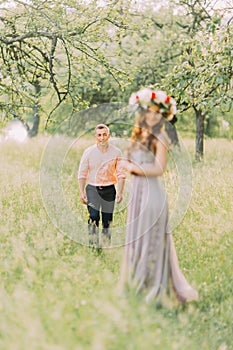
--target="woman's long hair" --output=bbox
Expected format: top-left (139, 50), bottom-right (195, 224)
top-left (130, 107), bottom-right (165, 152)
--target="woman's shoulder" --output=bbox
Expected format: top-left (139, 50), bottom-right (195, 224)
top-left (156, 131), bottom-right (171, 148)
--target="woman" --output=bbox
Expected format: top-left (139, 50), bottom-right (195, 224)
top-left (120, 88), bottom-right (198, 305)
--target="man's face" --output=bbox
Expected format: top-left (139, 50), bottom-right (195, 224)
top-left (95, 127), bottom-right (110, 145)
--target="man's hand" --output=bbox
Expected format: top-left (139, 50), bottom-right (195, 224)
top-left (80, 193), bottom-right (87, 204)
top-left (116, 193), bottom-right (123, 203)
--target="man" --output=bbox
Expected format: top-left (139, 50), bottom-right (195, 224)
top-left (78, 124), bottom-right (125, 246)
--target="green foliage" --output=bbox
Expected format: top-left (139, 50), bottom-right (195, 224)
top-left (0, 0), bottom-right (132, 125)
top-left (0, 0), bottom-right (232, 154)
top-left (0, 136), bottom-right (232, 349)
top-left (165, 15), bottom-right (232, 114)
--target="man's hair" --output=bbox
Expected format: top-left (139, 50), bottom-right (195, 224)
top-left (95, 124), bottom-right (110, 134)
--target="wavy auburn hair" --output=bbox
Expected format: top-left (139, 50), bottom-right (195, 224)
top-left (130, 107), bottom-right (165, 152)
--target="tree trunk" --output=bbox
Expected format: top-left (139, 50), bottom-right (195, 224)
top-left (195, 110), bottom-right (205, 160)
top-left (165, 116), bottom-right (179, 146)
top-left (205, 116), bottom-right (211, 136)
top-left (28, 79), bottom-right (40, 137)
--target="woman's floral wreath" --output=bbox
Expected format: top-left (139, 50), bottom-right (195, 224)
top-left (129, 87), bottom-right (177, 121)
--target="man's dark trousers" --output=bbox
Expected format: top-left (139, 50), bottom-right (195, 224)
top-left (86, 184), bottom-right (116, 229)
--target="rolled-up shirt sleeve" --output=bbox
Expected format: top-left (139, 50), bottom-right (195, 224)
top-left (116, 154), bottom-right (126, 180)
top-left (78, 150), bottom-right (89, 180)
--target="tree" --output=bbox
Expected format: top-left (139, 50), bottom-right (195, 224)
top-left (0, 0), bottom-right (131, 135)
top-left (164, 0), bottom-right (233, 159)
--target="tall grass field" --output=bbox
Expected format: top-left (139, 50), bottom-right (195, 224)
top-left (0, 135), bottom-right (232, 350)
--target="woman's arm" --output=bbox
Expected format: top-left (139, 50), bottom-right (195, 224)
top-left (127, 139), bottom-right (167, 177)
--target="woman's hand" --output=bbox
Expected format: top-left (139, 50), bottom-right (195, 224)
top-left (128, 163), bottom-right (144, 175)
top-left (120, 159), bottom-right (131, 171)
top-left (121, 159), bottom-right (144, 176)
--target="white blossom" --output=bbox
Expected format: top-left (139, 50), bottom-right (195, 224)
top-left (154, 90), bottom-right (167, 103)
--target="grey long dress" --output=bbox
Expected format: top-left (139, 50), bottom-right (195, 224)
top-left (121, 133), bottom-right (198, 304)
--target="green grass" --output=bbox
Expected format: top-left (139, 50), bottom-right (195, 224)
top-left (0, 136), bottom-right (232, 350)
